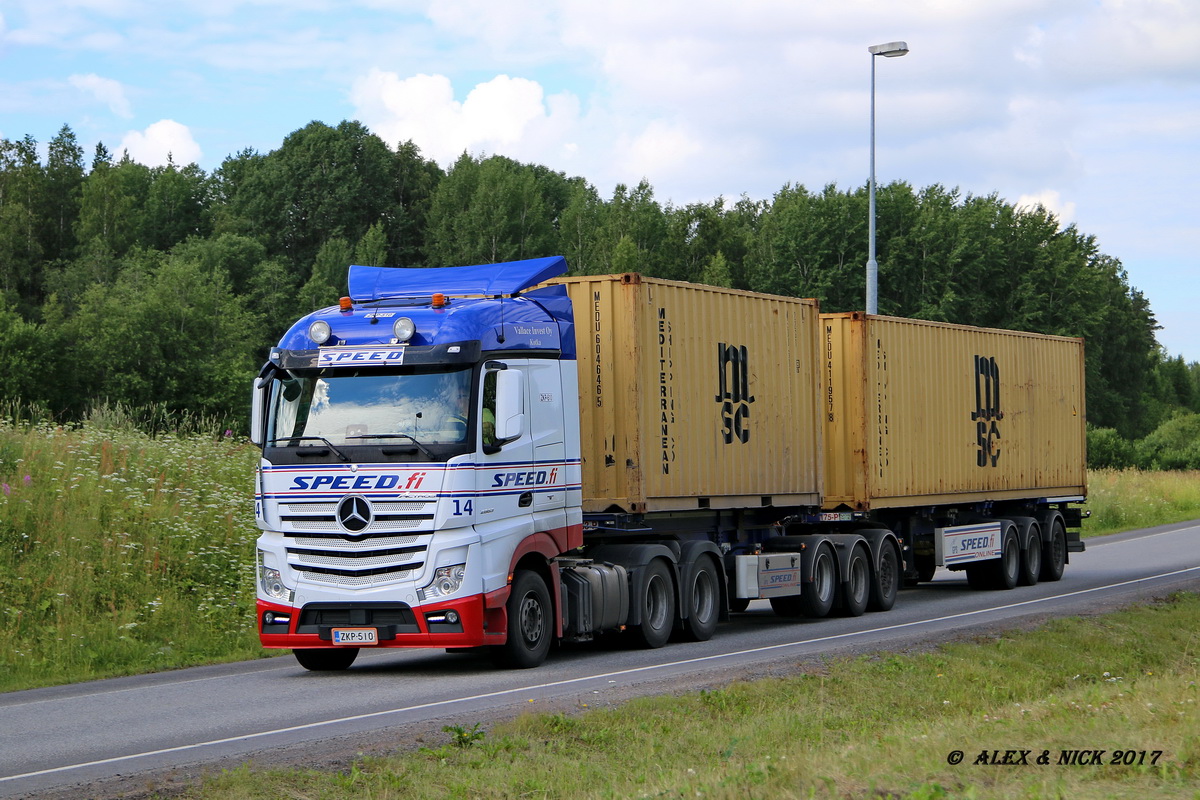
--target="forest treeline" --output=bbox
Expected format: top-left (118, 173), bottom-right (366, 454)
top-left (1, 121), bottom-right (1197, 465)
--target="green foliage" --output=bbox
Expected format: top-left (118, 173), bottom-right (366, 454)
top-left (0, 420), bottom-right (263, 692)
top-left (0, 122), bottom-right (1191, 436)
top-left (1087, 413), bottom-right (1200, 471)
top-left (171, 594), bottom-right (1200, 799)
top-left (443, 722), bottom-right (487, 748)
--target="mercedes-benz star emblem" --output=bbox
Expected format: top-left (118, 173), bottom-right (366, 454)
top-left (336, 495), bottom-right (373, 534)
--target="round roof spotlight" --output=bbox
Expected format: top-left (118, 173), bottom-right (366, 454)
top-left (309, 320), bottom-right (332, 345)
top-left (393, 317), bottom-right (416, 343)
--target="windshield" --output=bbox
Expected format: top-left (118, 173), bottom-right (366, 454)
top-left (267, 367), bottom-right (474, 451)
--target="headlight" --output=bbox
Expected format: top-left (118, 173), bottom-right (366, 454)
top-left (418, 564), bottom-right (466, 601)
top-left (393, 317), bottom-right (416, 342)
top-left (257, 551), bottom-right (294, 603)
top-left (309, 320), bottom-right (332, 344)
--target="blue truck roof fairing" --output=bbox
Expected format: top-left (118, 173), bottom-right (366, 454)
top-left (274, 257), bottom-right (577, 360)
top-left (348, 256), bottom-right (568, 302)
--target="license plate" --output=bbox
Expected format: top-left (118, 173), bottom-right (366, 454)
top-left (332, 628), bottom-right (378, 645)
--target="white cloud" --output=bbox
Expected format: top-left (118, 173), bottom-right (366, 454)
top-left (118, 120), bottom-right (202, 166)
top-left (1015, 190), bottom-right (1076, 225)
top-left (68, 73), bottom-right (133, 118)
top-left (350, 69), bottom-right (584, 165)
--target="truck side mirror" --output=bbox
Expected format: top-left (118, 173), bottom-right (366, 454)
top-left (250, 375), bottom-right (270, 446)
top-left (494, 369), bottom-right (525, 443)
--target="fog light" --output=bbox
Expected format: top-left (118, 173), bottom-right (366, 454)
top-left (445, 610), bottom-right (460, 624)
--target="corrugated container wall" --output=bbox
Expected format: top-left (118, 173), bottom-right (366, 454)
top-left (821, 313), bottom-right (1087, 510)
top-left (550, 274), bottom-right (823, 513)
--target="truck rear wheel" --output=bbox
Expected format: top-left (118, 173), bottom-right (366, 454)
top-left (682, 555), bottom-right (719, 641)
top-left (294, 647), bottom-right (359, 671)
top-left (799, 543), bottom-right (836, 618)
top-left (840, 544), bottom-right (870, 617)
top-left (1041, 519), bottom-right (1067, 582)
top-left (494, 570), bottom-right (553, 669)
top-left (632, 560), bottom-right (675, 648)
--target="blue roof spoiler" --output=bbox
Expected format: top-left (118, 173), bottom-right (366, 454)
top-left (347, 256), bottom-right (568, 302)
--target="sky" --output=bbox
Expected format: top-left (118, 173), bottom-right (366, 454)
top-left (2, 0), bottom-right (1198, 361)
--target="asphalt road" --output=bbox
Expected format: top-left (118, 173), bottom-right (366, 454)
top-left (2, 519), bottom-right (1198, 799)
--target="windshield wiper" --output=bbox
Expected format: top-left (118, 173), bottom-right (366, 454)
top-left (264, 436), bottom-right (350, 462)
top-left (345, 433), bottom-right (436, 459)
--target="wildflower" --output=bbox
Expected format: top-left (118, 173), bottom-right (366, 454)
top-left (23, 474), bottom-right (31, 485)
top-left (1, 483), bottom-right (9, 496)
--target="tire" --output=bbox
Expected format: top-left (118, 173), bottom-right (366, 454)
top-left (770, 594), bottom-right (804, 618)
top-left (1040, 518), bottom-right (1067, 582)
top-left (682, 556), bottom-right (720, 641)
top-left (840, 544), bottom-right (870, 617)
top-left (493, 570), bottom-right (553, 669)
top-left (798, 544), bottom-right (836, 618)
top-left (915, 554), bottom-right (936, 584)
top-left (631, 560), bottom-right (675, 648)
top-left (869, 541), bottom-right (900, 612)
top-left (965, 563), bottom-right (991, 590)
top-left (294, 647), bottom-right (359, 671)
top-left (1019, 525), bottom-right (1042, 587)
top-left (989, 526), bottom-right (1020, 590)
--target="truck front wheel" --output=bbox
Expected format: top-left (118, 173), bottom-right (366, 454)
top-left (632, 560), bottom-right (675, 648)
top-left (294, 647), bottom-right (359, 671)
top-left (494, 570), bottom-right (553, 669)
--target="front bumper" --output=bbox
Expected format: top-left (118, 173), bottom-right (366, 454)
top-left (258, 593), bottom-right (503, 650)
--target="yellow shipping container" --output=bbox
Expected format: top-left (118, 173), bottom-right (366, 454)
top-left (821, 312), bottom-right (1087, 510)
top-left (551, 274), bottom-right (823, 513)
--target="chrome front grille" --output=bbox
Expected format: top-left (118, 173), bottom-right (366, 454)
top-left (280, 499), bottom-right (432, 587)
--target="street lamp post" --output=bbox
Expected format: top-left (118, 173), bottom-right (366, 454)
top-left (866, 40), bottom-right (908, 315)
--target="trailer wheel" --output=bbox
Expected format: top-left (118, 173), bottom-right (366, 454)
top-left (840, 544), bottom-right (870, 617)
top-left (769, 594), bottom-right (803, 618)
top-left (1019, 525), bottom-right (1042, 587)
top-left (990, 526), bottom-right (1020, 590)
top-left (965, 564), bottom-right (990, 589)
top-left (294, 648), bottom-right (359, 671)
top-left (632, 560), bottom-right (675, 649)
top-left (682, 555), bottom-right (720, 642)
top-left (494, 570), bottom-right (553, 669)
top-left (1041, 518), bottom-right (1067, 582)
top-left (869, 541), bottom-right (900, 612)
top-left (799, 543), bottom-right (836, 618)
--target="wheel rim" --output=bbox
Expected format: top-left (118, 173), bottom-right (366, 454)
top-left (849, 553), bottom-right (869, 605)
top-left (692, 567), bottom-right (717, 625)
top-left (1004, 533), bottom-right (1019, 580)
top-left (814, 551), bottom-right (835, 603)
top-left (1052, 528), bottom-right (1066, 566)
top-left (878, 548), bottom-right (896, 595)
top-left (1027, 535), bottom-right (1042, 575)
top-left (645, 574), bottom-right (670, 630)
top-left (518, 591), bottom-right (545, 647)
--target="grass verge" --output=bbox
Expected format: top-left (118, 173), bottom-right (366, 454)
top-left (171, 592), bottom-right (1200, 799)
top-left (0, 418), bottom-right (265, 692)
top-left (1082, 469), bottom-right (1200, 537)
